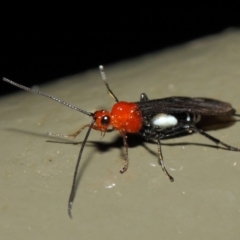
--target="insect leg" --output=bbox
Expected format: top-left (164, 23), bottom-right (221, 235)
top-left (140, 93), bottom-right (149, 101)
top-left (99, 65), bottom-right (119, 102)
top-left (47, 124), bottom-right (92, 139)
top-left (120, 132), bottom-right (129, 174)
top-left (47, 124), bottom-right (106, 139)
top-left (188, 126), bottom-right (240, 151)
top-left (157, 138), bottom-right (174, 182)
top-left (159, 125), bottom-right (191, 139)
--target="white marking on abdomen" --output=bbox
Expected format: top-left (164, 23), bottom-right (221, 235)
top-left (151, 113), bottom-right (178, 129)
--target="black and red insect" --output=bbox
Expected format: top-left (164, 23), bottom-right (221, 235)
top-left (3, 66), bottom-right (240, 218)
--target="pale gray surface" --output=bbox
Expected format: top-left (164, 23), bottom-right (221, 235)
top-left (1, 29), bottom-right (240, 240)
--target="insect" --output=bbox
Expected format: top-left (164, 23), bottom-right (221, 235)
top-left (3, 66), bottom-right (240, 218)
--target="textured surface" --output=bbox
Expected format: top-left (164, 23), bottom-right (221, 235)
top-left (1, 29), bottom-right (240, 240)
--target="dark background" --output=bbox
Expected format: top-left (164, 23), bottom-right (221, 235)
top-left (1, 10), bottom-right (239, 96)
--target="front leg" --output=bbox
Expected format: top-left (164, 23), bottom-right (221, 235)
top-left (119, 132), bottom-right (129, 174)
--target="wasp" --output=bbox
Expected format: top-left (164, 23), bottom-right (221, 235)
top-left (3, 66), bottom-right (240, 218)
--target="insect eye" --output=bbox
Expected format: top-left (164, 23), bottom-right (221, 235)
top-left (101, 115), bottom-right (110, 126)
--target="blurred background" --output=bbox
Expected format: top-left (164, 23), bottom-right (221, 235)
top-left (1, 7), bottom-right (239, 96)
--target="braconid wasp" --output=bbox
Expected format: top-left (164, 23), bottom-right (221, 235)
top-left (3, 66), bottom-right (240, 218)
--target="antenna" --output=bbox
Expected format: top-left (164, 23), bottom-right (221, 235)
top-left (68, 119), bottom-right (95, 218)
top-left (2, 77), bottom-right (94, 117)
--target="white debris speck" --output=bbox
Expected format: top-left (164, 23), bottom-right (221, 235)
top-left (105, 183), bottom-right (116, 189)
